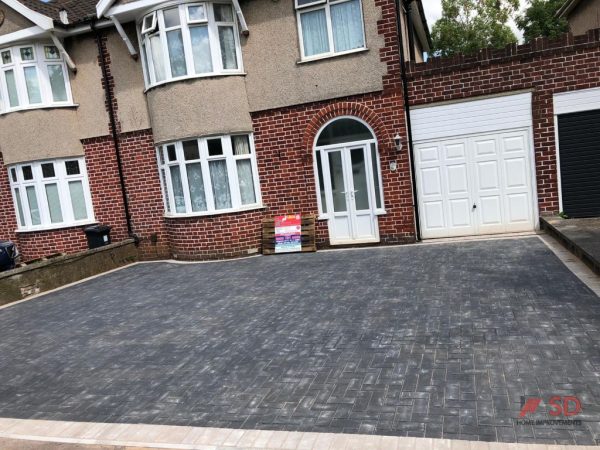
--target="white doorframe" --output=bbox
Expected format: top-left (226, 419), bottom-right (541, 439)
top-left (318, 143), bottom-right (380, 245)
top-left (312, 117), bottom-right (387, 245)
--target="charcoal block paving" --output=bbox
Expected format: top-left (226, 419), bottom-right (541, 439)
top-left (0, 237), bottom-right (599, 445)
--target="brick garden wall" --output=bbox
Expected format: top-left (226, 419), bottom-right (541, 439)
top-left (406, 29), bottom-right (600, 216)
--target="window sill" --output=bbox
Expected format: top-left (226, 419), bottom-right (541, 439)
top-left (0, 103), bottom-right (78, 117)
top-left (144, 72), bottom-right (247, 93)
top-left (164, 204), bottom-right (265, 219)
top-left (297, 48), bottom-right (369, 65)
top-left (15, 219), bottom-right (97, 234)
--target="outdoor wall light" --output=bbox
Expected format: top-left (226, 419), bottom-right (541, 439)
top-left (394, 134), bottom-right (403, 152)
top-left (389, 160), bottom-right (398, 172)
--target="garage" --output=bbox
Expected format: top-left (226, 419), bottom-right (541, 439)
top-left (554, 88), bottom-right (600, 218)
top-left (411, 93), bottom-right (537, 239)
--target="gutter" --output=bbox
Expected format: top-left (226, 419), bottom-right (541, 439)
top-left (395, 0), bottom-right (421, 241)
top-left (92, 21), bottom-right (136, 241)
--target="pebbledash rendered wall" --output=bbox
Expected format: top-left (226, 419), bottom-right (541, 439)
top-left (406, 29), bottom-right (600, 216)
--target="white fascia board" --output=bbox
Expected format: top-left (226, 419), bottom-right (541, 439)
top-left (96, 0), bottom-right (116, 18)
top-left (106, 0), bottom-right (166, 18)
top-left (0, 25), bottom-right (47, 46)
top-left (1, 0), bottom-right (54, 30)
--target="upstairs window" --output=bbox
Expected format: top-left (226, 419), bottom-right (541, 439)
top-left (9, 158), bottom-right (94, 231)
top-left (139, 2), bottom-right (243, 88)
top-left (0, 44), bottom-right (72, 114)
top-left (296, 0), bottom-right (366, 60)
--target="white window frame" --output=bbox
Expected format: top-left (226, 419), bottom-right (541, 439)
top-left (8, 157), bottom-right (96, 232)
top-left (138, 1), bottom-right (244, 89)
top-left (296, 0), bottom-right (367, 62)
top-left (185, 2), bottom-right (208, 23)
top-left (157, 133), bottom-right (262, 217)
top-left (0, 42), bottom-right (74, 115)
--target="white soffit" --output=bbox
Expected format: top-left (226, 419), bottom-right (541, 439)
top-left (1, 0), bottom-right (54, 30)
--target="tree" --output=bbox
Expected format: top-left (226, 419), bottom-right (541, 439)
top-left (431, 0), bottom-right (520, 57)
top-left (516, 0), bottom-right (569, 42)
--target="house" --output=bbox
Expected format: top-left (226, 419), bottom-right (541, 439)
top-left (1, 0), bottom-right (598, 264)
top-left (0, 0), bottom-right (432, 261)
top-left (557, 0), bottom-right (600, 35)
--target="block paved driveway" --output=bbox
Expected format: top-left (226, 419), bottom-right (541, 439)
top-left (1, 237), bottom-right (600, 445)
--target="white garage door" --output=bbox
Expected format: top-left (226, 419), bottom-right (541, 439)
top-left (411, 94), bottom-right (537, 239)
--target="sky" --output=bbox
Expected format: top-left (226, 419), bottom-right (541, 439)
top-left (421, 0), bottom-right (526, 41)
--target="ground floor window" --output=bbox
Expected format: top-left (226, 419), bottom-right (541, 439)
top-left (157, 133), bottom-right (261, 216)
top-left (8, 157), bottom-right (94, 231)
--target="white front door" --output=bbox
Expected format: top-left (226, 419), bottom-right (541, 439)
top-left (321, 145), bottom-right (379, 244)
top-left (415, 130), bottom-right (536, 239)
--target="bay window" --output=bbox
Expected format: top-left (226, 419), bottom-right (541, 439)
top-left (296, 0), bottom-right (366, 60)
top-left (0, 43), bottom-right (72, 114)
top-left (157, 134), bottom-right (261, 216)
top-left (9, 158), bottom-right (95, 231)
top-left (139, 2), bottom-right (243, 88)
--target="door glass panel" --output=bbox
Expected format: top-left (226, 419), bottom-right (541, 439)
top-left (370, 143), bottom-right (382, 209)
top-left (328, 151), bottom-right (347, 212)
top-left (350, 148), bottom-right (370, 210)
top-left (316, 151), bottom-right (327, 213)
top-left (317, 118), bottom-right (373, 146)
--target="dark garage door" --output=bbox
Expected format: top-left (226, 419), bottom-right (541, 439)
top-left (557, 109), bottom-right (600, 218)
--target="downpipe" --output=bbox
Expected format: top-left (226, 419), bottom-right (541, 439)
top-left (92, 22), bottom-right (137, 243)
top-left (395, 0), bottom-right (422, 242)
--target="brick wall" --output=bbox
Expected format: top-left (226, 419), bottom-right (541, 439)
top-left (0, 153), bottom-right (18, 246)
top-left (165, 209), bottom-right (264, 260)
top-left (82, 130), bottom-right (170, 260)
top-left (252, 94), bottom-right (416, 247)
top-left (118, 129), bottom-right (170, 260)
top-left (407, 29), bottom-right (600, 215)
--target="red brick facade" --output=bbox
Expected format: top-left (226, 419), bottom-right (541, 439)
top-left (4, 9), bottom-right (600, 262)
top-left (406, 30), bottom-right (600, 216)
top-left (252, 94), bottom-right (416, 247)
top-left (165, 209), bottom-right (264, 260)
